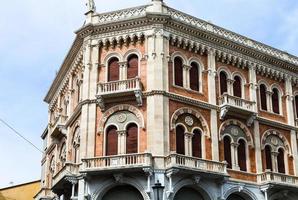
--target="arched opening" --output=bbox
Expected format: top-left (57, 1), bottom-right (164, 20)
top-left (127, 54), bottom-right (139, 79)
top-left (108, 57), bottom-right (120, 82)
top-left (227, 193), bottom-right (247, 200)
top-left (295, 95), bottom-right (298, 118)
top-left (260, 84), bottom-right (267, 111)
top-left (126, 123), bottom-right (138, 154)
top-left (192, 129), bottom-right (202, 158)
top-left (106, 125), bottom-right (118, 156)
top-left (272, 88), bottom-right (280, 114)
top-left (265, 145), bottom-right (273, 171)
top-left (176, 125), bottom-right (185, 155)
top-left (102, 185), bottom-right (143, 200)
top-left (220, 71), bottom-right (228, 95)
top-left (190, 62), bottom-right (199, 91)
top-left (277, 148), bottom-right (285, 174)
top-left (224, 136), bottom-right (232, 169)
top-left (174, 57), bottom-right (183, 87)
top-left (238, 139), bottom-right (247, 171)
top-left (72, 127), bottom-right (80, 164)
top-left (233, 75), bottom-right (242, 98)
top-left (174, 187), bottom-right (204, 200)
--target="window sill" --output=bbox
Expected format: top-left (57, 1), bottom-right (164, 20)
top-left (172, 84), bottom-right (204, 95)
top-left (259, 109), bottom-right (283, 117)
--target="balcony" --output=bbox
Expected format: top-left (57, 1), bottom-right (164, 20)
top-left (49, 114), bottom-right (68, 138)
top-left (165, 154), bottom-right (228, 177)
top-left (82, 153), bottom-right (152, 173)
top-left (96, 77), bottom-right (143, 111)
top-left (257, 171), bottom-right (298, 188)
top-left (52, 162), bottom-right (80, 188)
top-left (219, 93), bottom-right (257, 126)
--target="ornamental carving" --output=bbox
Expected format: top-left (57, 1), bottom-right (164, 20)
top-left (116, 113), bottom-right (127, 123)
top-left (185, 116), bottom-right (194, 126)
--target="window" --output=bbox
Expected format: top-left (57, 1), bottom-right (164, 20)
top-left (272, 88), bottom-right (280, 114)
top-left (174, 57), bottom-right (183, 87)
top-left (220, 71), bottom-right (228, 95)
top-left (126, 123), bottom-right (138, 154)
top-left (277, 148), bottom-right (285, 174)
top-left (72, 127), bottom-right (80, 163)
top-left (238, 139), bottom-right (247, 171)
top-left (192, 129), bottom-right (202, 158)
top-left (260, 84), bottom-right (267, 111)
top-left (108, 57), bottom-right (120, 81)
top-left (233, 76), bottom-right (242, 98)
top-left (265, 145), bottom-right (272, 171)
top-left (224, 136), bottom-right (232, 169)
top-left (189, 62), bottom-right (199, 91)
top-left (176, 125), bottom-right (185, 155)
top-left (127, 54), bottom-right (139, 79)
top-left (295, 95), bottom-right (298, 118)
top-left (59, 143), bottom-right (66, 167)
top-left (106, 125), bottom-right (118, 156)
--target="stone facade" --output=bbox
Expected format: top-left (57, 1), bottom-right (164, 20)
top-left (35, 0), bottom-right (298, 200)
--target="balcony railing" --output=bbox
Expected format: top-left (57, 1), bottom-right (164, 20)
top-left (257, 171), bottom-right (298, 187)
top-left (219, 93), bottom-right (255, 111)
top-left (97, 77), bottom-right (141, 95)
top-left (82, 153), bottom-right (152, 172)
top-left (52, 162), bottom-right (80, 187)
top-left (166, 154), bottom-right (227, 175)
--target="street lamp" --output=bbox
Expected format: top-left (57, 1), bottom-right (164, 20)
top-left (152, 180), bottom-right (164, 200)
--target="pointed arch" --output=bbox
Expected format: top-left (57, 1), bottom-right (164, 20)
top-left (170, 107), bottom-right (210, 138)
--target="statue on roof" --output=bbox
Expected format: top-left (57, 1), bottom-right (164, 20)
top-left (86, 0), bottom-right (96, 12)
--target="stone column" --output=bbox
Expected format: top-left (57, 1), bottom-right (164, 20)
top-left (254, 121), bottom-right (263, 173)
top-left (119, 61), bottom-right (127, 80)
top-left (248, 64), bottom-right (258, 112)
top-left (117, 130), bottom-right (127, 154)
top-left (227, 79), bottom-right (234, 95)
top-left (291, 130), bottom-right (298, 175)
top-left (183, 64), bottom-right (191, 89)
top-left (285, 77), bottom-right (295, 125)
top-left (184, 132), bottom-right (193, 156)
top-left (231, 142), bottom-right (240, 170)
top-left (267, 91), bottom-right (273, 112)
top-left (271, 151), bottom-right (279, 172)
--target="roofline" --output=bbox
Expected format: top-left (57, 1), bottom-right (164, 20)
top-left (0, 180), bottom-right (40, 190)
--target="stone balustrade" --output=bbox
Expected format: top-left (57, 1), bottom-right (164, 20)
top-left (257, 171), bottom-right (298, 187)
top-left (97, 77), bottom-right (141, 95)
top-left (52, 162), bottom-right (80, 187)
top-left (166, 154), bottom-right (227, 175)
top-left (82, 153), bottom-right (152, 171)
top-left (219, 93), bottom-right (255, 111)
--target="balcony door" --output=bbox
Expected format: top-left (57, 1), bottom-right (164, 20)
top-left (108, 57), bottom-right (120, 82)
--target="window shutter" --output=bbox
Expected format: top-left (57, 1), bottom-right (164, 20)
top-left (220, 72), bottom-right (228, 95)
top-left (174, 57), bottom-right (183, 87)
top-left (265, 146), bottom-right (272, 171)
top-left (176, 125), bottom-right (185, 155)
top-left (127, 55), bottom-right (139, 79)
top-left (192, 129), bottom-right (202, 158)
top-left (190, 63), bottom-right (199, 91)
top-left (224, 136), bottom-right (232, 169)
top-left (277, 149), bottom-right (285, 174)
top-left (106, 126), bottom-right (118, 156)
top-left (108, 58), bottom-right (120, 81)
top-left (260, 84), bottom-right (267, 110)
top-left (272, 88), bottom-right (280, 114)
top-left (238, 139), bottom-right (247, 171)
top-left (233, 76), bottom-right (242, 98)
top-left (126, 124), bottom-right (138, 154)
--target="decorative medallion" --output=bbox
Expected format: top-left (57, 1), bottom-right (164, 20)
top-left (185, 116), bottom-right (194, 126)
top-left (231, 127), bottom-right (239, 136)
top-left (116, 113), bottom-right (127, 123)
top-left (271, 137), bottom-right (278, 146)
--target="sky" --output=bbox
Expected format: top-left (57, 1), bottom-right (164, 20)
top-left (0, 0), bottom-right (298, 189)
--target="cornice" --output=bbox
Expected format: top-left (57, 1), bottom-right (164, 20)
top-left (257, 116), bottom-right (298, 131)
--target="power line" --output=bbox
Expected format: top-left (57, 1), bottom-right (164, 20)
top-left (0, 118), bottom-right (44, 154)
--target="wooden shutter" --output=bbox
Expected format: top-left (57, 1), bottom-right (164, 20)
top-left (192, 129), bottom-right (202, 158)
top-left (224, 136), bottom-right (232, 169)
top-left (272, 88), bottom-right (280, 114)
top-left (295, 96), bottom-right (298, 118)
top-left (126, 123), bottom-right (138, 154)
top-left (190, 63), bottom-right (199, 91)
top-left (176, 125), bottom-right (185, 155)
top-left (106, 126), bottom-right (118, 156)
top-left (260, 84), bottom-right (267, 110)
top-left (265, 145), bottom-right (272, 171)
top-left (238, 139), bottom-right (247, 171)
top-left (233, 76), bottom-right (242, 98)
top-left (277, 148), bottom-right (285, 174)
top-left (220, 72), bottom-right (228, 95)
top-left (174, 57), bottom-right (183, 87)
top-left (108, 57), bottom-right (120, 81)
top-left (127, 55), bottom-right (139, 79)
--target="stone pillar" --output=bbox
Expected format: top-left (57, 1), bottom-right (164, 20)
top-left (184, 132), bottom-right (193, 156)
top-left (254, 121), bottom-right (263, 173)
top-left (249, 64), bottom-right (258, 111)
top-left (119, 61), bottom-right (127, 80)
top-left (271, 151), bottom-right (279, 172)
top-left (227, 79), bottom-right (234, 95)
top-left (117, 130), bottom-right (127, 154)
top-left (231, 142), bottom-right (240, 170)
top-left (183, 64), bottom-right (191, 89)
top-left (291, 130), bottom-right (298, 175)
top-left (285, 77), bottom-right (295, 126)
top-left (267, 91), bottom-right (273, 112)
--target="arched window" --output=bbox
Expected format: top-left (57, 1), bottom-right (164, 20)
top-left (277, 148), bottom-right (285, 174)
top-left (224, 136), bottom-right (232, 169)
top-left (59, 143), bottom-right (66, 167)
top-left (127, 54), bottom-right (139, 79)
top-left (220, 71), bottom-right (228, 95)
top-left (260, 84), bottom-right (267, 111)
top-left (174, 57), bottom-right (183, 87)
top-left (126, 123), bottom-right (138, 154)
top-left (192, 129), bottom-right (202, 158)
top-left (190, 62), bottom-right (199, 91)
top-left (233, 76), bottom-right (242, 98)
top-left (238, 139), bottom-right (247, 171)
top-left (272, 88), bottom-right (280, 114)
top-left (265, 145), bottom-right (272, 171)
top-left (106, 125), bottom-right (118, 156)
top-left (108, 57), bottom-right (120, 82)
top-left (72, 127), bottom-right (80, 164)
top-left (176, 125), bottom-right (185, 155)
top-left (295, 95), bottom-right (298, 118)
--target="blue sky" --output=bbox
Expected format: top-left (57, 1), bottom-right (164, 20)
top-left (0, 0), bottom-right (298, 188)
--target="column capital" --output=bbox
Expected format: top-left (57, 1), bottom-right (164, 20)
top-left (117, 130), bottom-right (127, 136)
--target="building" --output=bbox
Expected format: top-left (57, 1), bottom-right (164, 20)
top-left (0, 180), bottom-right (40, 200)
top-left (35, 0), bottom-right (298, 199)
